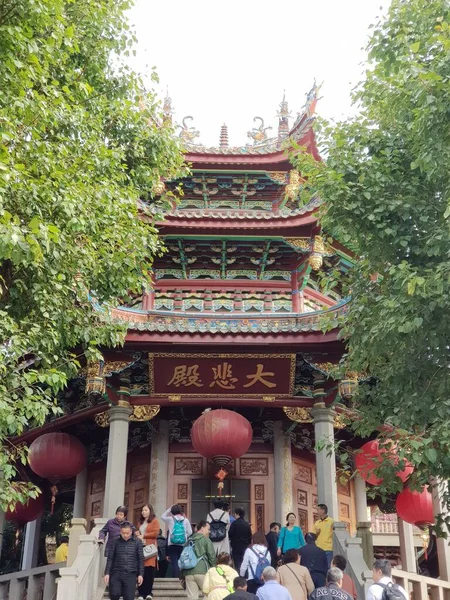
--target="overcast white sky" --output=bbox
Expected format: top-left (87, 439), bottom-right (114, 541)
top-left (128, 0), bottom-right (391, 147)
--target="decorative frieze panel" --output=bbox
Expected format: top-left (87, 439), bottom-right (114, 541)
top-left (340, 502), bottom-right (350, 520)
top-left (130, 464), bottom-right (147, 483)
top-left (91, 476), bottom-right (105, 495)
top-left (255, 504), bottom-right (265, 532)
top-left (255, 484), bottom-right (265, 501)
top-left (92, 501), bottom-right (101, 518)
top-left (297, 489), bottom-right (308, 507)
top-left (240, 458), bottom-right (268, 476)
top-left (294, 464), bottom-right (312, 484)
top-left (298, 508), bottom-right (308, 532)
top-left (174, 458), bottom-right (203, 475)
top-left (178, 484), bottom-right (188, 500)
top-left (337, 480), bottom-right (351, 497)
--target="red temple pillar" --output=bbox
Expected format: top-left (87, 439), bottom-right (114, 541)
top-left (142, 271), bottom-right (155, 310)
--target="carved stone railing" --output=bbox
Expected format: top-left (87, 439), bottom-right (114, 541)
top-left (362, 568), bottom-right (450, 600)
top-left (334, 522), bottom-right (373, 600)
top-left (56, 518), bottom-right (106, 600)
top-left (0, 562), bottom-right (63, 600)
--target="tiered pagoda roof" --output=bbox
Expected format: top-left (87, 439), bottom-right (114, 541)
top-left (113, 84), bottom-right (354, 347)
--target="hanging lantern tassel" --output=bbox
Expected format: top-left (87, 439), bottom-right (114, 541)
top-left (215, 467), bottom-right (228, 497)
top-left (50, 484), bottom-right (58, 515)
top-left (421, 529), bottom-right (430, 561)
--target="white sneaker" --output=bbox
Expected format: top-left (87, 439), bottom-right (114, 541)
top-left (145, 596), bottom-right (153, 600)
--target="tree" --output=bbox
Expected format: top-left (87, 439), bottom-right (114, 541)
top-left (293, 0), bottom-right (450, 495)
top-left (0, 0), bottom-right (185, 509)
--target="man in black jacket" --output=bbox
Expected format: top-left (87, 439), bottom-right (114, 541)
top-left (105, 521), bottom-right (144, 600)
top-left (299, 532), bottom-right (329, 589)
top-left (228, 507), bottom-right (252, 573)
top-left (265, 522), bottom-right (280, 568)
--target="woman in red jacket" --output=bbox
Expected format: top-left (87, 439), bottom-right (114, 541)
top-left (136, 503), bottom-right (160, 600)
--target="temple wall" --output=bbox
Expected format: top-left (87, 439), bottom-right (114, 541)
top-left (83, 445), bottom-right (356, 534)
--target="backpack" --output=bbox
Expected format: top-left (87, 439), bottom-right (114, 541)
top-left (376, 582), bottom-right (406, 600)
top-left (208, 512), bottom-right (227, 542)
top-left (178, 539), bottom-right (204, 571)
top-left (170, 518), bottom-right (186, 545)
top-left (249, 547), bottom-right (271, 584)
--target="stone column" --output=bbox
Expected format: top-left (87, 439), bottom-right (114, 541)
top-left (21, 517), bottom-right (41, 570)
top-left (355, 474), bottom-right (373, 567)
top-left (431, 478), bottom-right (450, 581)
top-left (311, 402), bottom-right (339, 520)
top-left (273, 421), bottom-right (293, 524)
top-left (149, 420), bottom-right (169, 520)
top-left (103, 401), bottom-right (132, 518)
top-left (73, 467), bottom-right (88, 519)
top-left (398, 518), bottom-right (417, 572)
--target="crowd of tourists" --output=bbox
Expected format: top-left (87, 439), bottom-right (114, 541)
top-left (98, 501), bottom-right (408, 600)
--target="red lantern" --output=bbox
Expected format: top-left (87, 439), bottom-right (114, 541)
top-left (29, 432), bottom-right (87, 513)
top-left (396, 486), bottom-right (434, 527)
top-left (191, 409), bottom-right (253, 466)
top-left (6, 491), bottom-right (45, 524)
top-left (355, 439), bottom-right (413, 486)
top-left (29, 432), bottom-right (87, 480)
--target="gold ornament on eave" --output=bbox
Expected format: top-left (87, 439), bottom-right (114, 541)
top-left (338, 372), bottom-right (358, 401)
top-left (283, 406), bottom-right (313, 423)
top-left (152, 179), bottom-right (166, 196)
top-left (94, 405), bottom-right (160, 427)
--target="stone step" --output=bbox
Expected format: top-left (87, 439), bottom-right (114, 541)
top-left (104, 577), bottom-right (192, 599)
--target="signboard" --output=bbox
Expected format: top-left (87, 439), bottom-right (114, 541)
top-left (149, 353), bottom-right (295, 397)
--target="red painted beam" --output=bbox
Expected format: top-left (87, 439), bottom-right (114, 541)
top-left (124, 330), bottom-right (341, 346)
top-left (155, 280), bottom-right (290, 290)
top-left (130, 395), bottom-right (315, 408)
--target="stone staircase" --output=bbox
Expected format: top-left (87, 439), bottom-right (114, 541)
top-left (104, 578), bottom-right (190, 599)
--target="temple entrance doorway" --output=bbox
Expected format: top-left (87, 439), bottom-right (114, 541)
top-left (191, 478), bottom-right (250, 526)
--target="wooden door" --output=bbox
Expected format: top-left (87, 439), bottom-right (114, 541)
top-left (85, 465), bottom-right (106, 529)
top-left (124, 454), bottom-right (150, 527)
top-left (292, 456), bottom-right (318, 532)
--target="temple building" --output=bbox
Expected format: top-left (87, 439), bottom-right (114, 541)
top-left (2, 87), bottom-right (449, 600)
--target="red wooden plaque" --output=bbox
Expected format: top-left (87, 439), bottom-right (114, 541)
top-left (148, 353), bottom-right (295, 397)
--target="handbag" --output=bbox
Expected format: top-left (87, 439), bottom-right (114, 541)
top-left (286, 564), bottom-right (308, 598)
top-left (143, 543), bottom-right (158, 559)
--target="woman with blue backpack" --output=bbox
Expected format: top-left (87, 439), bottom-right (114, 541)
top-left (161, 504), bottom-right (193, 578)
top-left (239, 531), bottom-right (271, 594)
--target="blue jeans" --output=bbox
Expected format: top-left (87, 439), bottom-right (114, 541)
top-left (325, 551), bottom-right (333, 568)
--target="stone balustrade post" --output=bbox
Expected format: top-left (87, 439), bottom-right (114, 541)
top-left (398, 518), bottom-right (417, 573)
top-left (431, 478), bottom-right (450, 581)
top-left (355, 474), bottom-right (373, 567)
top-left (67, 518), bottom-right (87, 567)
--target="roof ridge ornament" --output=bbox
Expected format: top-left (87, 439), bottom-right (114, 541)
top-left (178, 116), bottom-right (200, 144)
top-left (163, 87), bottom-right (174, 125)
top-left (302, 80), bottom-right (323, 119)
top-left (219, 123), bottom-right (229, 148)
top-left (247, 116), bottom-right (272, 146)
top-left (276, 91), bottom-right (292, 142)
